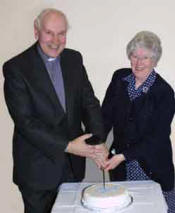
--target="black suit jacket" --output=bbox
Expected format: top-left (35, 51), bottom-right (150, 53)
top-left (102, 68), bottom-right (175, 191)
top-left (3, 43), bottom-right (105, 190)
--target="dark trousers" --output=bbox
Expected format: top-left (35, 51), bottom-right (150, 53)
top-left (18, 157), bottom-right (81, 213)
top-left (19, 185), bottom-right (58, 213)
top-left (18, 171), bottom-right (80, 213)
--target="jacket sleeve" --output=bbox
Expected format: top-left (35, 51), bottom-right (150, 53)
top-left (3, 62), bottom-right (69, 162)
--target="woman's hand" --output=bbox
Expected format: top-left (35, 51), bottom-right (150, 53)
top-left (104, 154), bottom-right (125, 171)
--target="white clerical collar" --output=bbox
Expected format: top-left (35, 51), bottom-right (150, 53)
top-left (47, 57), bottom-right (57, 62)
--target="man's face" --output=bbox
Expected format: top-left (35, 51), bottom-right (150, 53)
top-left (34, 12), bottom-right (67, 58)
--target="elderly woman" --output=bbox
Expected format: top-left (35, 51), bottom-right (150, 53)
top-left (102, 31), bottom-right (175, 212)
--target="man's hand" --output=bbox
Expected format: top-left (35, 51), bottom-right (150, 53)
top-left (94, 143), bottom-right (109, 159)
top-left (93, 143), bottom-right (109, 169)
top-left (66, 134), bottom-right (95, 158)
top-left (104, 154), bottom-right (125, 171)
top-left (66, 134), bottom-right (109, 169)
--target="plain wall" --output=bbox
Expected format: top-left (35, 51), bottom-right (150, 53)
top-left (0, 0), bottom-right (175, 212)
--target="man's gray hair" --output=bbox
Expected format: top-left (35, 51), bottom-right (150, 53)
top-left (34, 8), bottom-right (69, 30)
top-left (126, 31), bottom-right (162, 64)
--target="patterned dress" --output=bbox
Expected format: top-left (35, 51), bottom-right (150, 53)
top-left (123, 70), bottom-right (175, 213)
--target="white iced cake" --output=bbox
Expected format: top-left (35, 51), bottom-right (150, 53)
top-left (82, 183), bottom-right (131, 211)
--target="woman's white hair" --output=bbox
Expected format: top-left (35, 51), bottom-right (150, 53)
top-left (126, 31), bottom-right (162, 64)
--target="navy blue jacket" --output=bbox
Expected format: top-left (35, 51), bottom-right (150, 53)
top-left (102, 68), bottom-right (175, 191)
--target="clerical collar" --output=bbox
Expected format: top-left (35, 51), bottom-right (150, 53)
top-left (48, 57), bottom-right (56, 62)
top-left (37, 44), bottom-right (59, 62)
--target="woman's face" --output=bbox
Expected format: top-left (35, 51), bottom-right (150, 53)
top-left (130, 48), bottom-right (156, 80)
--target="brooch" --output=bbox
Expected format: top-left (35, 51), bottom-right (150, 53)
top-left (142, 86), bottom-right (149, 93)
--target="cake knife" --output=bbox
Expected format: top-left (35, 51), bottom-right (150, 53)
top-left (102, 169), bottom-right (106, 190)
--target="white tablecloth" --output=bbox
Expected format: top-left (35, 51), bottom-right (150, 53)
top-left (51, 180), bottom-right (168, 213)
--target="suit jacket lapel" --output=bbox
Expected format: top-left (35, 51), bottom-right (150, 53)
top-left (60, 51), bottom-right (73, 117)
top-left (121, 79), bottom-right (131, 111)
top-left (121, 77), bottom-right (150, 112)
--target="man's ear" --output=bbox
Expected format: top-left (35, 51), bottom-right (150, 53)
top-left (34, 20), bottom-right (39, 40)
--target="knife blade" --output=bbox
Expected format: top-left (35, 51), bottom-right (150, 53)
top-left (102, 169), bottom-right (105, 190)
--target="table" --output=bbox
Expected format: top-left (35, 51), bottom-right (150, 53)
top-left (51, 180), bottom-right (167, 213)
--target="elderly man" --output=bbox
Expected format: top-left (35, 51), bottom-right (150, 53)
top-left (3, 8), bottom-right (108, 213)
